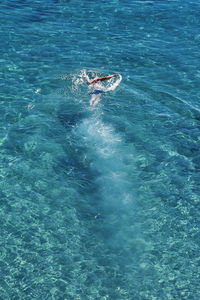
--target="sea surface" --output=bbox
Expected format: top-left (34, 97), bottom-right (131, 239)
top-left (0, 0), bottom-right (200, 299)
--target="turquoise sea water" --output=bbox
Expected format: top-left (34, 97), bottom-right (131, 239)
top-left (1, 0), bottom-right (200, 299)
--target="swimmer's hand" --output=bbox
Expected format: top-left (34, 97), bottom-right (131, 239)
top-left (83, 69), bottom-right (92, 84)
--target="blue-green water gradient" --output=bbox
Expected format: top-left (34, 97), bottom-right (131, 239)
top-left (0, 0), bottom-right (200, 299)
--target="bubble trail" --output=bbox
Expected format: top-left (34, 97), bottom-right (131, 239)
top-left (74, 112), bottom-right (135, 207)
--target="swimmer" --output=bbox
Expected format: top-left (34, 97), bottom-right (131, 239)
top-left (83, 69), bottom-right (120, 106)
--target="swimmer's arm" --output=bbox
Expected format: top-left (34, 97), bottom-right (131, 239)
top-left (99, 74), bottom-right (119, 81)
top-left (83, 69), bottom-right (92, 84)
top-left (90, 74), bottom-right (119, 84)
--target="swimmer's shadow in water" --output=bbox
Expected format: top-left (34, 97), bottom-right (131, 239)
top-left (57, 106), bottom-right (90, 129)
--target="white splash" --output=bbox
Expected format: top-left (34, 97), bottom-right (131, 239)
top-left (103, 74), bottom-right (122, 92)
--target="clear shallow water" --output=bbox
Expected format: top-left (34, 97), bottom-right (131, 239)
top-left (0, 0), bottom-right (200, 299)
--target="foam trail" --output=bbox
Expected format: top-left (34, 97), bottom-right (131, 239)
top-left (75, 112), bottom-right (134, 206)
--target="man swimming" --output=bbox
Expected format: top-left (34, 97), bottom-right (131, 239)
top-left (83, 69), bottom-right (120, 106)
